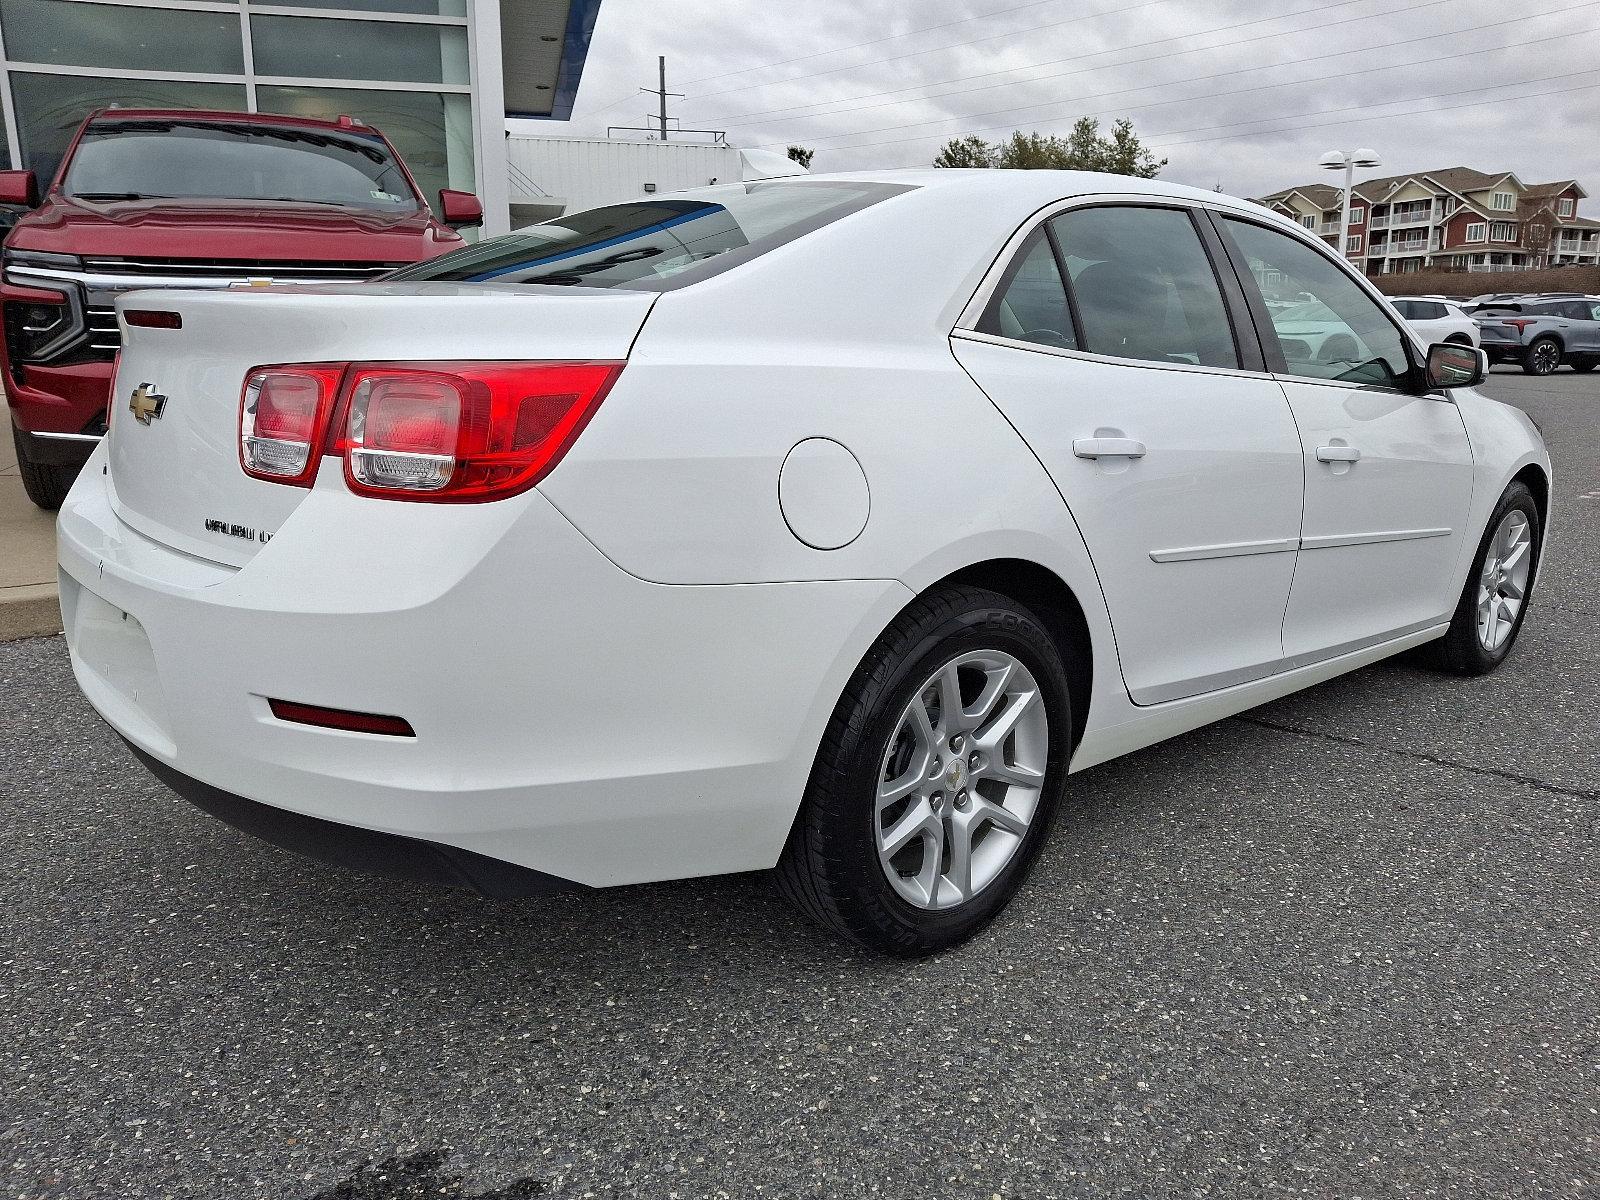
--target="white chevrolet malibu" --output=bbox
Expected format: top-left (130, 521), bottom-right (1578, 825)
top-left (57, 172), bottom-right (1550, 955)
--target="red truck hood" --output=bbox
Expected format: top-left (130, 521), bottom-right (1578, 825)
top-left (6, 196), bottom-right (462, 262)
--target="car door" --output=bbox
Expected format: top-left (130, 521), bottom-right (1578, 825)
top-left (1212, 214), bottom-right (1477, 660)
top-left (1559, 299), bottom-right (1600, 352)
top-left (951, 201), bottom-right (1305, 705)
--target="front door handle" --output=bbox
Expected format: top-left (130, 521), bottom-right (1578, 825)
top-left (1316, 445), bottom-right (1361, 463)
top-left (1073, 437), bottom-right (1147, 460)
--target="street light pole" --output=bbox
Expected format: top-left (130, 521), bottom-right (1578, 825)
top-left (1319, 148), bottom-right (1380, 261)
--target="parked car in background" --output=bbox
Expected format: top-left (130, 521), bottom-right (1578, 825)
top-left (1390, 297), bottom-right (1479, 347)
top-left (1470, 296), bottom-right (1600, 375)
top-left (1, 108), bottom-right (482, 509)
top-left (56, 172), bottom-right (1549, 956)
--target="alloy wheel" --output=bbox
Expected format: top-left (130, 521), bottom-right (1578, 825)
top-left (1476, 510), bottom-right (1532, 651)
top-left (1530, 341), bottom-right (1560, 374)
top-left (874, 650), bottom-right (1049, 910)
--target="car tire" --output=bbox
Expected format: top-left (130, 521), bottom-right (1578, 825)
top-left (775, 584), bottom-right (1073, 956)
top-left (11, 424), bottom-right (77, 511)
top-left (1431, 481), bottom-right (1541, 676)
top-left (1521, 337), bottom-right (1562, 376)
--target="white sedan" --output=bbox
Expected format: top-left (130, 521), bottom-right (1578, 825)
top-left (58, 172), bottom-right (1550, 956)
top-left (1390, 296), bottom-right (1481, 347)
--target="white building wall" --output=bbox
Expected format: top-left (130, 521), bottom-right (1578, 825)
top-left (507, 135), bottom-right (741, 219)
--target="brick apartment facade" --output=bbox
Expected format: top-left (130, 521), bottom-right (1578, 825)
top-left (1254, 168), bottom-right (1600, 276)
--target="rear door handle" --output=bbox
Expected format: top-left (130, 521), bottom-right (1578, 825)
top-left (1073, 437), bottom-right (1147, 460)
top-left (1316, 445), bottom-right (1361, 463)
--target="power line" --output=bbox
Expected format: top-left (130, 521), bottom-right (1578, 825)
top-left (1146, 72), bottom-right (1600, 152)
top-left (583, 0), bottom-right (1120, 117)
top-left (677, 0), bottom-right (1072, 87)
top-left (707, 0), bottom-right (1446, 127)
top-left (809, 67), bottom-right (1600, 163)
top-left (750, 1), bottom-right (1594, 153)
top-left (687, 0), bottom-right (1187, 102)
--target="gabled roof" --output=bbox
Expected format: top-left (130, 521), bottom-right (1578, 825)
top-left (1254, 182), bottom-right (1342, 210)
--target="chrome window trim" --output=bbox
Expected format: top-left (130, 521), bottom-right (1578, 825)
top-left (950, 327), bottom-right (1279, 383)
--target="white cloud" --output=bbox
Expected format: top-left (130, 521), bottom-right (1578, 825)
top-left (514, 0), bottom-right (1600, 213)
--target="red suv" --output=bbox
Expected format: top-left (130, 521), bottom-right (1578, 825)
top-left (1, 108), bottom-right (482, 508)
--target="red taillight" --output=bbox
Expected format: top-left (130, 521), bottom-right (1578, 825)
top-left (268, 698), bottom-right (415, 737)
top-left (1503, 318), bottom-right (1536, 332)
top-left (239, 365), bottom-right (345, 486)
top-left (238, 360), bottom-right (622, 500)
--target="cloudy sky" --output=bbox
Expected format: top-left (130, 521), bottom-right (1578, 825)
top-left (512, 0), bottom-right (1600, 213)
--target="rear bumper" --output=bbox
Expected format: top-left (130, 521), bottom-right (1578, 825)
top-left (56, 443), bottom-right (909, 889)
top-left (124, 739), bottom-right (583, 898)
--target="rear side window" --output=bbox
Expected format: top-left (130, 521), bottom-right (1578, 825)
top-left (1409, 301), bottom-right (1448, 319)
top-left (388, 181), bottom-right (909, 291)
top-left (976, 229), bottom-right (1076, 350)
top-left (1049, 206), bottom-right (1239, 369)
top-left (1221, 217), bottom-right (1410, 388)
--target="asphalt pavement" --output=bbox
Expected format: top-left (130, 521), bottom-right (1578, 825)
top-left (1, 368), bottom-right (1596, 1199)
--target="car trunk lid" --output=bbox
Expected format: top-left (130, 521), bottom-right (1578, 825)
top-left (107, 282), bottom-right (655, 566)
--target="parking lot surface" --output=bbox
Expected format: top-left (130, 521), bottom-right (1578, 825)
top-left (2, 368), bottom-right (1596, 1200)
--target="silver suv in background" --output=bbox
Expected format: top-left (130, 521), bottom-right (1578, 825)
top-left (1470, 295), bottom-right (1600, 375)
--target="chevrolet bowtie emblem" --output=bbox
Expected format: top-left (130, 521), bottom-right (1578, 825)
top-left (128, 382), bottom-right (167, 425)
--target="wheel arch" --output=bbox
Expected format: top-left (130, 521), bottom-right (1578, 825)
top-left (925, 558), bottom-right (1094, 752)
top-left (1511, 461), bottom-right (1549, 527)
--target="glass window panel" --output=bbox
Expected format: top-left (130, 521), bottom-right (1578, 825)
top-left (9, 73), bottom-right (246, 189)
top-left (1222, 217), bottom-right (1410, 388)
top-left (253, 0), bottom-right (466, 13)
top-left (250, 15), bottom-right (467, 84)
top-left (1050, 206), bottom-right (1238, 369)
top-left (255, 85), bottom-right (472, 209)
top-left (977, 229), bottom-right (1075, 350)
top-left (0, 0), bottom-right (244, 73)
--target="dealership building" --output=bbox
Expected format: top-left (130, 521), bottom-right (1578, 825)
top-left (0, 0), bottom-right (602, 235)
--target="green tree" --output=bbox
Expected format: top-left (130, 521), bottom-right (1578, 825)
top-left (786, 145), bottom-right (815, 169)
top-left (934, 118), bottom-right (1165, 177)
top-left (932, 134), bottom-right (994, 168)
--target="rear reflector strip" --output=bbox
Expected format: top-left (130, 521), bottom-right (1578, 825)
top-left (268, 698), bottom-right (415, 737)
top-left (124, 309), bottom-right (183, 329)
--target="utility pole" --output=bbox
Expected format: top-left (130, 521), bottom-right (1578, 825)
top-left (640, 56), bottom-right (682, 142)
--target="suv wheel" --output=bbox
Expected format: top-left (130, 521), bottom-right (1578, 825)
top-left (1522, 336), bottom-right (1562, 376)
top-left (776, 584), bottom-right (1072, 956)
top-left (11, 424), bottom-right (77, 511)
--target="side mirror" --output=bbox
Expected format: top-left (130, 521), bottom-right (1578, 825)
top-left (1425, 341), bottom-right (1487, 390)
top-left (0, 169), bottom-right (39, 208)
top-left (438, 188), bottom-right (482, 228)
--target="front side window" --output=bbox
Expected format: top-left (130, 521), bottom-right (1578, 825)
top-left (63, 117), bottom-right (419, 210)
top-left (975, 229), bottom-right (1075, 349)
top-left (390, 181), bottom-right (906, 290)
top-left (1049, 206), bottom-right (1238, 369)
top-left (1221, 217), bottom-right (1410, 388)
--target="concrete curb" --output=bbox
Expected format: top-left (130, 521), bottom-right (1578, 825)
top-left (0, 582), bottom-right (62, 641)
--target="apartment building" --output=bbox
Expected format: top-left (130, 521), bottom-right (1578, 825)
top-left (1255, 168), bottom-right (1600, 276)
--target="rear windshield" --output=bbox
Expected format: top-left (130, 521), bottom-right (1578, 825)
top-left (388, 180), bottom-right (910, 291)
top-left (64, 118), bottom-right (419, 211)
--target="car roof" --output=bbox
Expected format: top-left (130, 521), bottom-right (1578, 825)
top-left (739, 169), bottom-right (1313, 236)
